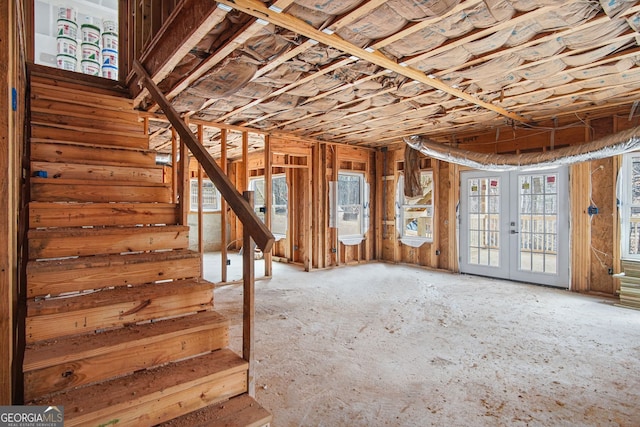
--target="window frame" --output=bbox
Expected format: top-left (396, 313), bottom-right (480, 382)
top-left (189, 179), bottom-right (221, 213)
top-left (248, 173), bottom-right (288, 239)
top-left (336, 171), bottom-right (367, 239)
top-left (621, 152), bottom-right (640, 260)
top-left (398, 170), bottom-right (434, 244)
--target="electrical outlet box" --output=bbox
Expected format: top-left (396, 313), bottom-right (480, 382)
top-left (588, 206), bottom-right (599, 215)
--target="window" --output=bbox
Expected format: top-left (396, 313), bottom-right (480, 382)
top-left (621, 152), bottom-right (640, 259)
top-left (399, 171), bottom-right (434, 244)
top-left (337, 172), bottom-right (365, 238)
top-left (190, 179), bottom-right (220, 212)
top-left (249, 175), bottom-right (288, 238)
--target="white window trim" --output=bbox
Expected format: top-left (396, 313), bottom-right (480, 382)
top-left (335, 171), bottom-right (369, 245)
top-left (397, 171), bottom-right (434, 246)
top-left (190, 179), bottom-right (220, 212)
top-left (248, 174), bottom-right (288, 241)
top-left (621, 152), bottom-right (640, 260)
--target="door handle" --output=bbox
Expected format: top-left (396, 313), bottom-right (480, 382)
top-left (510, 230), bottom-right (519, 234)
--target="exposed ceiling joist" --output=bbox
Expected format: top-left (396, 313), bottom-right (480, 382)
top-left (216, 0), bottom-right (529, 124)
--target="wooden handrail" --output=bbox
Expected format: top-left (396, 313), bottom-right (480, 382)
top-left (132, 60), bottom-right (274, 253)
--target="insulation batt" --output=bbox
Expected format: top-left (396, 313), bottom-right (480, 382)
top-left (404, 126), bottom-right (640, 171)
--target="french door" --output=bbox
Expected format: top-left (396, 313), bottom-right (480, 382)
top-left (459, 168), bottom-right (569, 288)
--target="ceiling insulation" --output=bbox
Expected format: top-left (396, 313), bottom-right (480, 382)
top-left (140, 0), bottom-right (640, 152)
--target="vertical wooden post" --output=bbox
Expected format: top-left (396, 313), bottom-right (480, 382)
top-left (242, 131), bottom-right (249, 192)
top-left (571, 162), bottom-right (591, 292)
top-left (197, 125), bottom-right (204, 276)
top-left (447, 163), bottom-right (460, 272)
top-left (171, 127), bottom-right (178, 203)
top-left (331, 145), bottom-right (339, 266)
top-left (432, 159), bottom-right (440, 268)
top-left (264, 135), bottom-right (273, 276)
top-left (220, 129), bottom-right (228, 282)
top-left (319, 144), bottom-right (327, 268)
top-left (374, 149), bottom-right (384, 260)
top-left (304, 166), bottom-right (312, 271)
top-left (178, 122), bottom-right (189, 226)
top-left (242, 191), bottom-right (256, 397)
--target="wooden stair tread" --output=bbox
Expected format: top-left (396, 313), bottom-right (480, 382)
top-left (30, 138), bottom-right (155, 153)
top-left (159, 394), bottom-right (272, 427)
top-left (31, 161), bottom-right (164, 179)
top-left (30, 66), bottom-right (132, 99)
top-left (29, 202), bottom-right (178, 228)
top-left (31, 178), bottom-right (172, 203)
top-left (31, 125), bottom-right (149, 150)
top-left (30, 177), bottom-right (168, 187)
top-left (26, 250), bottom-right (201, 297)
top-left (27, 277), bottom-right (214, 316)
top-left (24, 309), bottom-right (227, 370)
top-left (28, 224), bottom-right (187, 239)
top-left (31, 111), bottom-right (144, 136)
top-left (25, 279), bottom-right (215, 343)
top-left (26, 249), bottom-right (198, 273)
top-left (31, 139), bottom-right (156, 166)
top-left (28, 225), bottom-right (189, 259)
top-left (31, 349), bottom-right (248, 426)
top-left (31, 97), bottom-right (140, 123)
top-left (23, 311), bottom-right (229, 400)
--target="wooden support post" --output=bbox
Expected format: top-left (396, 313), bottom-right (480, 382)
top-left (304, 166), bottom-right (312, 271)
top-left (242, 131), bottom-right (249, 192)
top-left (178, 121), bottom-right (189, 226)
top-left (571, 162), bottom-right (591, 292)
top-left (197, 125), bottom-right (204, 275)
top-left (374, 150), bottom-right (384, 260)
top-left (447, 163), bottom-right (460, 272)
top-left (171, 127), bottom-right (178, 203)
top-left (264, 135), bottom-right (273, 277)
top-left (242, 191), bottom-right (256, 397)
top-left (331, 145), bottom-right (339, 266)
top-left (432, 159), bottom-right (440, 268)
top-left (220, 129), bottom-right (228, 283)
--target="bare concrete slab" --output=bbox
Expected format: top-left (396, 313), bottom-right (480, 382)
top-left (206, 255), bottom-right (640, 426)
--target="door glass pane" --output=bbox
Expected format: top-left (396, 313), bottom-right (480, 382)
top-left (467, 176), bottom-right (500, 267)
top-left (518, 173), bottom-right (558, 274)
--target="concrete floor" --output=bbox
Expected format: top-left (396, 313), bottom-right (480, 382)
top-left (204, 253), bottom-right (640, 427)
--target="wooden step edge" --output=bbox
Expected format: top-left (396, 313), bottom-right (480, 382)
top-left (29, 65), bottom-right (132, 98)
top-left (30, 90), bottom-right (135, 113)
top-left (30, 120), bottom-right (146, 139)
top-left (30, 108), bottom-right (144, 132)
top-left (30, 107), bottom-right (142, 132)
top-left (27, 278), bottom-right (214, 318)
top-left (24, 308), bottom-right (225, 371)
top-left (26, 248), bottom-right (197, 273)
top-left (31, 349), bottom-right (248, 426)
top-left (28, 224), bottom-right (188, 238)
top-left (31, 160), bottom-right (165, 170)
top-left (25, 280), bottom-right (215, 344)
top-left (29, 201), bottom-right (178, 228)
top-left (30, 138), bottom-right (151, 152)
top-left (159, 393), bottom-right (272, 427)
top-left (30, 177), bottom-right (170, 187)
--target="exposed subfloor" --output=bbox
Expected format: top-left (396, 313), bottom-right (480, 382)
top-left (204, 253), bottom-right (640, 426)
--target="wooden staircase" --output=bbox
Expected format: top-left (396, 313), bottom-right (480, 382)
top-left (23, 68), bottom-right (271, 427)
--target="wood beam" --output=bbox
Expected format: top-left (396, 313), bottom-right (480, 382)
top-left (216, 0), bottom-right (527, 123)
top-left (242, 190), bottom-right (256, 397)
top-left (131, 0), bottom-right (229, 107)
top-left (220, 129), bottom-right (228, 282)
top-left (133, 60), bottom-right (274, 252)
top-left (264, 135), bottom-right (273, 276)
